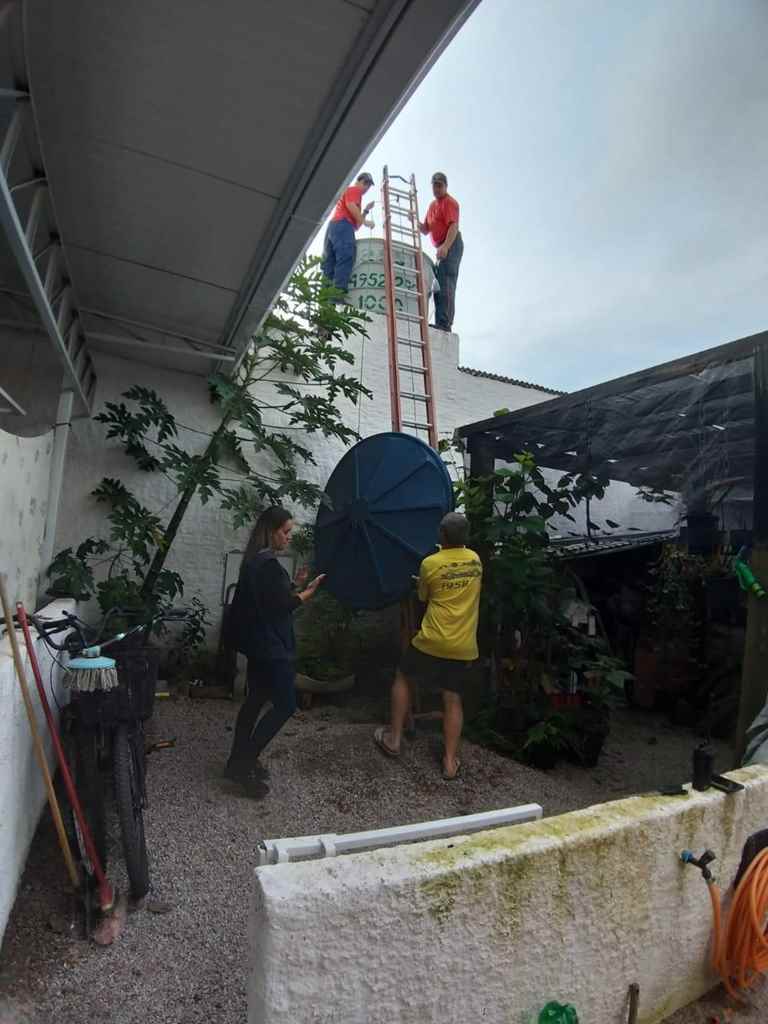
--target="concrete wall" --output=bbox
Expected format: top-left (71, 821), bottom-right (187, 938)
top-left (54, 323), bottom-right (556, 628)
top-left (0, 428), bottom-right (54, 611)
top-left (250, 764), bottom-right (768, 1024)
top-left (0, 598), bottom-right (73, 947)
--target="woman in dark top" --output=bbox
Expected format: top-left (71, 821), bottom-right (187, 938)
top-left (225, 506), bottom-right (324, 793)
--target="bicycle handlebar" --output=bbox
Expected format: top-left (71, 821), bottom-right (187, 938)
top-left (3, 606), bottom-right (190, 654)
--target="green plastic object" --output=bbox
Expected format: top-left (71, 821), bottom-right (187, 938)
top-left (734, 556), bottom-right (766, 598)
top-left (538, 1002), bottom-right (579, 1024)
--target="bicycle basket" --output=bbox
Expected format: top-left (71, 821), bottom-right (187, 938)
top-left (73, 645), bottom-right (162, 726)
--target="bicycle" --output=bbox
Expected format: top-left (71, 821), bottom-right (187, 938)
top-left (27, 606), bottom-right (186, 899)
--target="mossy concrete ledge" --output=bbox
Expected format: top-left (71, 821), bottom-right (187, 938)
top-left (249, 765), bottom-right (768, 1024)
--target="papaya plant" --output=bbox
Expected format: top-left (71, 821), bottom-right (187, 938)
top-left (47, 258), bottom-right (372, 635)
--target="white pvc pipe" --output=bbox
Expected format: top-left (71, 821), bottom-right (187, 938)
top-left (256, 803), bottom-right (543, 866)
top-left (39, 389), bottom-right (74, 599)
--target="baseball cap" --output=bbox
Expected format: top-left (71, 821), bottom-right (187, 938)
top-left (431, 171), bottom-right (448, 184)
top-left (357, 172), bottom-right (374, 185)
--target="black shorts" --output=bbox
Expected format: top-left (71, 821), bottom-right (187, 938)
top-left (399, 644), bottom-right (475, 697)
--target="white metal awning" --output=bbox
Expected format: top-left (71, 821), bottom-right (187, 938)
top-left (0, 0), bottom-right (479, 431)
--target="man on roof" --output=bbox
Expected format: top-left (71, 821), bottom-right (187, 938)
top-left (419, 171), bottom-right (463, 332)
top-left (321, 172), bottom-right (375, 302)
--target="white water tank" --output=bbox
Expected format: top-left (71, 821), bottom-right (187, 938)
top-left (346, 237), bottom-right (436, 319)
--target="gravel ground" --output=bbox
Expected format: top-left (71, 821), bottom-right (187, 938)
top-left (0, 692), bottom-right (765, 1024)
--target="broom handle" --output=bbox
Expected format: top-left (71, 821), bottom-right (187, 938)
top-left (16, 602), bottom-right (113, 910)
top-left (0, 577), bottom-right (80, 891)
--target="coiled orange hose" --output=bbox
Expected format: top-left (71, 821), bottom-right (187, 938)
top-left (708, 847), bottom-right (768, 998)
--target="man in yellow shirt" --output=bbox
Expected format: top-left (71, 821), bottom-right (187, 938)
top-left (374, 512), bottom-right (482, 779)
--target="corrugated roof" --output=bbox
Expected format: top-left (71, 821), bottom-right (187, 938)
top-left (457, 365), bottom-right (564, 396)
top-left (550, 530), bottom-right (678, 559)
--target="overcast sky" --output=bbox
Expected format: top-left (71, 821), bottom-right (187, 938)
top-left (310, 0), bottom-right (767, 393)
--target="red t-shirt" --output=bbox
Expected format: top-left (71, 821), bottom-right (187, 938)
top-left (331, 185), bottom-right (364, 228)
top-left (425, 194), bottom-right (460, 246)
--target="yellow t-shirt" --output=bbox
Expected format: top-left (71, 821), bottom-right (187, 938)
top-left (411, 546), bottom-right (482, 661)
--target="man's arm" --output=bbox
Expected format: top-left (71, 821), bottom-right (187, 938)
top-left (436, 221), bottom-right (459, 260)
top-left (417, 561), bottom-right (429, 603)
top-left (344, 200), bottom-right (364, 228)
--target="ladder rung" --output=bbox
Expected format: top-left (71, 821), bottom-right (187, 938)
top-left (400, 391), bottom-right (431, 402)
top-left (398, 363), bottom-right (427, 373)
top-left (394, 286), bottom-right (420, 296)
top-left (391, 241), bottom-right (419, 253)
top-left (394, 311), bottom-right (425, 324)
top-left (402, 420), bottom-right (432, 430)
top-left (388, 187), bottom-right (412, 200)
top-left (397, 338), bottom-right (425, 348)
top-left (388, 205), bottom-right (413, 215)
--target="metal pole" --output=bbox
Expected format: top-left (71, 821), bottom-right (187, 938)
top-left (38, 389), bottom-right (74, 599)
top-left (0, 382), bottom-right (25, 415)
top-left (80, 307), bottom-right (235, 352)
top-left (735, 340), bottom-right (768, 762)
top-left (0, 164), bottom-right (91, 411)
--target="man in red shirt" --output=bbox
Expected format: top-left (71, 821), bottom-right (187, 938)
top-left (419, 171), bottom-right (463, 332)
top-left (321, 172), bottom-right (375, 301)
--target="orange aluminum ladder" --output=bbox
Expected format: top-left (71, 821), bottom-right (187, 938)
top-left (381, 166), bottom-right (438, 449)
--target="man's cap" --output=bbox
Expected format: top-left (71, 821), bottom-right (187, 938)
top-left (357, 171), bottom-right (374, 185)
top-left (431, 171), bottom-right (448, 184)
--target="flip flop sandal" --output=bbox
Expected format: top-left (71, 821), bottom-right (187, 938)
top-left (442, 758), bottom-right (462, 781)
top-left (374, 726), bottom-right (401, 758)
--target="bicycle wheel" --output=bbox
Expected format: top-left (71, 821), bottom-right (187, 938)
top-left (113, 724), bottom-right (150, 899)
top-left (61, 715), bottom-right (108, 882)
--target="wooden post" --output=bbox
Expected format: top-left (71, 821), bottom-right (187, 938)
top-left (735, 340), bottom-right (768, 763)
top-left (467, 435), bottom-right (496, 679)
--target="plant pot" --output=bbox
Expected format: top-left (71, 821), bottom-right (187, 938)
top-left (523, 744), bottom-right (560, 770)
top-left (295, 672), bottom-right (356, 695)
top-left (549, 693), bottom-right (583, 709)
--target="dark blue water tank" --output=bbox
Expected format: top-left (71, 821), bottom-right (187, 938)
top-left (314, 432), bottom-right (454, 610)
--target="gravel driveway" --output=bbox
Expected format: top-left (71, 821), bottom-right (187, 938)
top-left (0, 694), bottom-right (764, 1023)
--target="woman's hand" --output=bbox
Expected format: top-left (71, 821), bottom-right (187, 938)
top-left (299, 574), bottom-right (326, 602)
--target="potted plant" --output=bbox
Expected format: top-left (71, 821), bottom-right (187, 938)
top-left (521, 715), bottom-right (573, 770)
top-left (295, 591), bottom-right (372, 698)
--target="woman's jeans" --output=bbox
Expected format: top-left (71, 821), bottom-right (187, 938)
top-left (228, 659), bottom-right (297, 765)
top-left (321, 219), bottom-right (357, 295)
top-left (434, 232), bottom-right (464, 330)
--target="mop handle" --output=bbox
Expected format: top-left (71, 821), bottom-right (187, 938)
top-left (16, 602), bottom-right (114, 911)
top-left (0, 577), bottom-right (80, 891)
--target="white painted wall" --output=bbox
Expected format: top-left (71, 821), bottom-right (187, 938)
top-left (0, 428), bottom-right (54, 611)
top-left (0, 598), bottom-right (74, 947)
top-left (54, 321), bottom-right (556, 630)
top-left (55, 354), bottom-right (237, 631)
top-left (250, 765), bottom-right (768, 1024)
